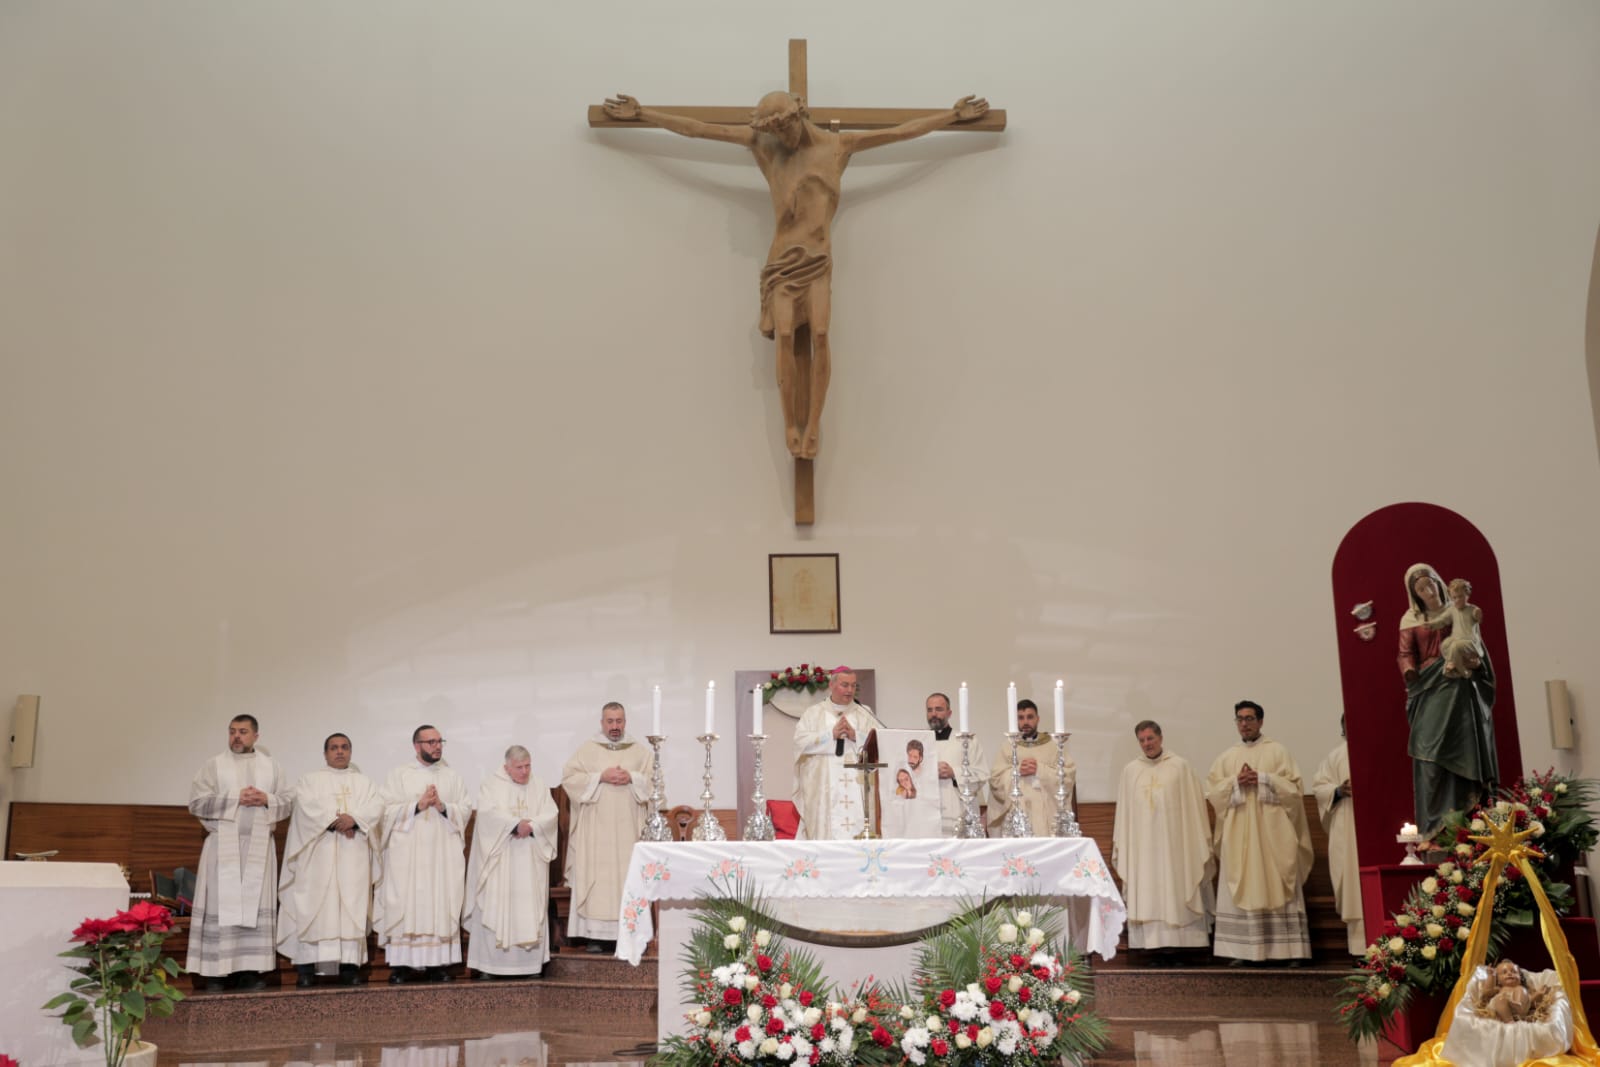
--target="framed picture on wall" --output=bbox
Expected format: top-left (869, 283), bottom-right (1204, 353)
top-left (769, 553), bottom-right (841, 634)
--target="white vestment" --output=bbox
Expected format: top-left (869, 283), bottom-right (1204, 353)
top-left (987, 735), bottom-right (1075, 837)
top-left (561, 734), bottom-right (653, 940)
top-left (465, 767), bottom-right (559, 975)
top-left (1112, 751), bottom-right (1215, 948)
top-left (186, 750), bottom-right (288, 976)
top-left (792, 700), bottom-right (886, 841)
top-left (1205, 735), bottom-right (1314, 961)
top-left (277, 766), bottom-right (384, 970)
top-left (931, 733), bottom-right (989, 838)
top-left (373, 760), bottom-right (472, 968)
top-left (1312, 741), bottom-right (1366, 955)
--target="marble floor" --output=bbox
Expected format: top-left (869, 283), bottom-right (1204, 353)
top-left (151, 1017), bottom-right (1383, 1067)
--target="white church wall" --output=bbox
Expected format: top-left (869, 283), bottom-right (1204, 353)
top-left (2, 2), bottom-right (1599, 833)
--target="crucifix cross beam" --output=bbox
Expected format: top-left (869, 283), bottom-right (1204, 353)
top-left (590, 39), bottom-right (1004, 525)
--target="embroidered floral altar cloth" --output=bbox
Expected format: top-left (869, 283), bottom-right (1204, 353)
top-left (614, 837), bottom-right (1126, 965)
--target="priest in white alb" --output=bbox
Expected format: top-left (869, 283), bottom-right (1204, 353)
top-left (793, 667), bottom-right (885, 840)
top-left (466, 744), bottom-right (559, 977)
top-left (1112, 720), bottom-right (1214, 956)
top-left (987, 700), bottom-right (1074, 837)
top-left (186, 714), bottom-right (289, 992)
top-left (562, 701), bottom-right (653, 953)
top-left (925, 691), bottom-right (987, 837)
top-left (373, 723), bottom-right (472, 982)
top-left (1313, 716), bottom-right (1364, 955)
top-left (1206, 700), bottom-right (1314, 965)
top-left (277, 732), bottom-right (385, 986)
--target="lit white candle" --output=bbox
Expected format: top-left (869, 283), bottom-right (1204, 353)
top-left (705, 681), bottom-right (716, 736)
top-left (652, 684), bottom-right (662, 737)
top-left (958, 682), bottom-right (969, 735)
top-left (1054, 679), bottom-right (1066, 734)
top-left (1401, 821), bottom-right (1418, 837)
top-left (1007, 682), bottom-right (1018, 734)
top-left (752, 686), bottom-right (763, 736)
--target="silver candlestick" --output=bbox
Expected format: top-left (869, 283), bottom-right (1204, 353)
top-left (1001, 731), bottom-right (1034, 838)
top-left (692, 733), bottom-right (727, 841)
top-left (1051, 731), bottom-right (1080, 837)
top-left (743, 733), bottom-right (776, 841)
top-left (956, 731), bottom-right (987, 839)
top-left (639, 734), bottom-right (673, 842)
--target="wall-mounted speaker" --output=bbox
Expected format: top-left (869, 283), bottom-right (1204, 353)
top-left (1547, 680), bottom-right (1576, 751)
top-left (11, 695), bottom-right (39, 769)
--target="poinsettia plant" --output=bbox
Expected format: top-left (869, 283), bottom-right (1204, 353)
top-left (1336, 771), bottom-right (1598, 1042)
top-left (42, 901), bottom-right (185, 1067)
top-left (875, 900), bottom-right (1107, 1067)
top-left (762, 665), bottom-right (835, 705)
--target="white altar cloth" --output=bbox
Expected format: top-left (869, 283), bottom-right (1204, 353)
top-left (614, 836), bottom-right (1126, 965)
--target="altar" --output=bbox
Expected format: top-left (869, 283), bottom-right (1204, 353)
top-left (614, 837), bottom-right (1125, 1038)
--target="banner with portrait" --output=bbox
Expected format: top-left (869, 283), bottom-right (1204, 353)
top-left (876, 728), bottom-right (941, 839)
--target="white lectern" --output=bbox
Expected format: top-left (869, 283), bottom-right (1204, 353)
top-left (1, 861), bottom-right (129, 1066)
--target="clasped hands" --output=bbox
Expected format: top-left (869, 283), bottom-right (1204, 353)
top-left (328, 813), bottom-right (358, 838)
top-left (1236, 763), bottom-right (1260, 790)
top-left (239, 786), bottom-right (270, 808)
top-left (600, 766), bottom-right (633, 786)
top-left (512, 819), bottom-right (535, 839)
top-left (415, 784), bottom-right (446, 814)
top-left (831, 717), bottom-right (857, 743)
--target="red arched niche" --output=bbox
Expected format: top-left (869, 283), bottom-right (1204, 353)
top-left (1331, 502), bottom-right (1521, 869)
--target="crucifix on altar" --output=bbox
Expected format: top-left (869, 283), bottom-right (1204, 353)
top-left (589, 39), bottom-right (1005, 524)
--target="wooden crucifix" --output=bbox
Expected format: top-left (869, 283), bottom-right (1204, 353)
top-left (589, 39), bottom-right (1004, 525)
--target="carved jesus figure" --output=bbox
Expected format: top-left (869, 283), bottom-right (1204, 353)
top-left (603, 91), bottom-right (989, 459)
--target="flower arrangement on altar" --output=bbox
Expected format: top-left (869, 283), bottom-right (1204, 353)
top-left (654, 880), bottom-right (894, 1067)
top-left (874, 901), bottom-right (1106, 1067)
top-left (652, 885), bottom-right (1106, 1067)
top-left (1336, 771), bottom-right (1598, 1042)
top-left (762, 665), bottom-right (834, 705)
top-left (42, 901), bottom-right (186, 1067)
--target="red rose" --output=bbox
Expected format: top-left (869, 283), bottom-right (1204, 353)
top-left (1010, 954), bottom-right (1025, 968)
top-left (985, 975), bottom-right (1002, 993)
top-left (1506, 865), bottom-right (1523, 880)
top-left (1459, 887), bottom-right (1475, 902)
top-left (1389, 965), bottom-right (1405, 981)
top-left (766, 1019), bottom-right (785, 1036)
top-left (1383, 921), bottom-right (1399, 937)
top-left (1433, 891), bottom-right (1450, 906)
top-left (1018, 986), bottom-right (1031, 1002)
top-left (939, 989), bottom-right (957, 1008)
top-left (1446, 915), bottom-right (1462, 929)
top-left (736, 1026), bottom-right (752, 1042)
top-left (1455, 828), bottom-right (1471, 843)
top-left (930, 1039), bottom-right (949, 1057)
top-left (799, 664), bottom-right (809, 672)
top-left (1362, 994), bottom-right (1378, 1010)
top-left (947, 1018), bottom-right (961, 1034)
top-left (1438, 937), bottom-right (1455, 952)
top-left (1402, 926), bottom-right (1419, 941)
top-left (809, 1051), bottom-right (821, 1066)
top-left (872, 1027), bottom-right (893, 1048)
top-left (988, 999), bottom-right (1006, 1020)
top-left (812, 1023), bottom-right (826, 1041)
top-left (967, 1025), bottom-right (980, 1041)
top-left (771, 673), bottom-right (780, 681)
top-left (724, 988), bottom-right (742, 1005)
top-left (763, 994), bottom-right (778, 1008)
top-left (799, 991), bottom-right (814, 1007)
top-left (756, 954), bottom-right (774, 972)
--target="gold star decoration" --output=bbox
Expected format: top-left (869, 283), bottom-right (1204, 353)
top-left (1468, 809), bottom-right (1541, 866)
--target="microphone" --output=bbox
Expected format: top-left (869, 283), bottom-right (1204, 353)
top-left (835, 716), bottom-right (846, 756)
